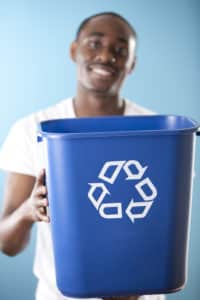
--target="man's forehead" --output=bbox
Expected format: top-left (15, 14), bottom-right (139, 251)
top-left (85, 31), bottom-right (128, 44)
top-left (79, 15), bottom-right (133, 39)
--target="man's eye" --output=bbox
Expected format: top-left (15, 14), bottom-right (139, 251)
top-left (115, 47), bottom-right (128, 57)
top-left (88, 41), bottom-right (101, 49)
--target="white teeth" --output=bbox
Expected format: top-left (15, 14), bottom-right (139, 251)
top-left (92, 68), bottom-right (112, 76)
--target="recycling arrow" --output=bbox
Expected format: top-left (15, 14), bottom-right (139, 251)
top-left (88, 182), bottom-right (110, 210)
top-left (99, 203), bottom-right (122, 219)
top-left (135, 177), bottom-right (157, 201)
top-left (123, 160), bottom-right (148, 180)
top-left (125, 198), bottom-right (153, 223)
top-left (98, 160), bottom-right (126, 184)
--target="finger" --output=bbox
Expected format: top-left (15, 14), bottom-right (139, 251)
top-left (39, 207), bottom-right (46, 214)
top-left (38, 205), bottom-right (49, 218)
top-left (36, 169), bottom-right (46, 186)
top-left (39, 206), bottom-right (47, 216)
top-left (35, 185), bottom-right (48, 197)
top-left (35, 198), bottom-right (49, 208)
top-left (36, 210), bottom-right (50, 223)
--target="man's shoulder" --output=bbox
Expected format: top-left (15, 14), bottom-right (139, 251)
top-left (14, 97), bottom-right (74, 129)
top-left (124, 99), bottom-right (155, 115)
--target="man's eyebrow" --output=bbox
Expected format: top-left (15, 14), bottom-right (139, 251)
top-left (87, 32), bottom-right (128, 43)
top-left (117, 37), bottom-right (128, 44)
top-left (88, 32), bottom-right (105, 37)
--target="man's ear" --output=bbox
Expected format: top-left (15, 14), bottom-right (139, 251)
top-left (128, 56), bottom-right (137, 74)
top-left (70, 41), bottom-right (78, 62)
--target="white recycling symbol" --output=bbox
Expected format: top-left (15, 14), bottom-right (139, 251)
top-left (88, 160), bottom-right (157, 223)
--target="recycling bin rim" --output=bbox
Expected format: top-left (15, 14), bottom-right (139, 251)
top-left (38, 114), bottom-right (200, 140)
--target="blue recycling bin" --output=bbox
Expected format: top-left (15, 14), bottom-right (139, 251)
top-left (39, 115), bottom-right (199, 297)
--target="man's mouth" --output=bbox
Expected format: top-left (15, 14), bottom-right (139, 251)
top-left (89, 64), bottom-right (117, 78)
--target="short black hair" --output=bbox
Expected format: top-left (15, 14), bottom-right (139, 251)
top-left (75, 12), bottom-right (137, 41)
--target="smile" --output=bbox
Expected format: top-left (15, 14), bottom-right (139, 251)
top-left (89, 65), bottom-right (117, 78)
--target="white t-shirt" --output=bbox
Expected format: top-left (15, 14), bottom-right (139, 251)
top-left (0, 98), bottom-right (165, 300)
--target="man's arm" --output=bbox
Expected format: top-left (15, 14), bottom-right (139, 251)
top-left (0, 169), bottom-right (49, 256)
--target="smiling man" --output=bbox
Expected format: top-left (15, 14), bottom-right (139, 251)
top-left (0, 12), bottom-right (164, 300)
top-left (71, 13), bottom-right (137, 117)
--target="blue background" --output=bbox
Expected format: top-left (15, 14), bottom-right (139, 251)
top-left (0, 0), bottom-right (199, 299)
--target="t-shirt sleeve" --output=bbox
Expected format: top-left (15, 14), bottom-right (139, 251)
top-left (0, 119), bottom-right (37, 176)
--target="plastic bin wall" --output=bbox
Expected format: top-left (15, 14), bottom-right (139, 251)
top-left (39, 115), bottom-right (199, 297)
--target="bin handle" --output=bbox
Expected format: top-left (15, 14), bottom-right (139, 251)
top-left (197, 127), bottom-right (200, 136)
top-left (37, 133), bottom-right (43, 142)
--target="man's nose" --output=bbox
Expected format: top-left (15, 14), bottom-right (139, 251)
top-left (95, 47), bottom-right (116, 64)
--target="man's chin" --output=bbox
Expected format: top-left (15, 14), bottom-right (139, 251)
top-left (87, 83), bottom-right (117, 96)
top-left (79, 78), bottom-right (119, 96)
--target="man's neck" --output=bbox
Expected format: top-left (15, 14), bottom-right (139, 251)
top-left (73, 85), bottom-right (125, 117)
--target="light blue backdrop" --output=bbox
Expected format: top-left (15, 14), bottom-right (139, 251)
top-left (0, 0), bottom-right (199, 299)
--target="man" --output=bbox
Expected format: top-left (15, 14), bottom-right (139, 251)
top-left (0, 12), bottom-right (165, 300)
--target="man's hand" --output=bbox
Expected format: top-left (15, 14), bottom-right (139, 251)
top-left (27, 169), bottom-right (50, 223)
top-left (0, 169), bottom-right (49, 255)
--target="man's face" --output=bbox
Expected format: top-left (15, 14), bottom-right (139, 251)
top-left (71, 15), bottom-right (136, 96)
